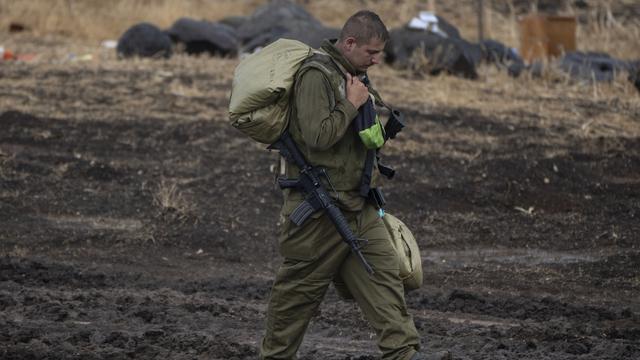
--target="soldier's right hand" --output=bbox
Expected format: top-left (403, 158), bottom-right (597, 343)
top-left (346, 73), bottom-right (370, 109)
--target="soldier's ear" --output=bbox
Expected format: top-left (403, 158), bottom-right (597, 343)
top-left (344, 37), bottom-right (357, 51)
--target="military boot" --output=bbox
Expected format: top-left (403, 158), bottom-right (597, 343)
top-left (410, 350), bottom-right (452, 360)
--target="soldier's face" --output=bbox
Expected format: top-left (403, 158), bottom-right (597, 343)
top-left (342, 37), bottom-right (386, 73)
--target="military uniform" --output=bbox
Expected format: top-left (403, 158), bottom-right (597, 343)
top-left (260, 39), bottom-right (421, 360)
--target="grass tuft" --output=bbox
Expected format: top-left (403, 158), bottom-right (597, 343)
top-left (153, 178), bottom-right (197, 224)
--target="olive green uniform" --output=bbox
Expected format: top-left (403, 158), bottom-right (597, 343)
top-left (260, 40), bottom-right (420, 360)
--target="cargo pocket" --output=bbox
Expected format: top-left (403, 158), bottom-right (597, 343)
top-left (358, 206), bottom-right (401, 272)
top-left (277, 200), bottom-right (325, 261)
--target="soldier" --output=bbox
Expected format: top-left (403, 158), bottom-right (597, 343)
top-left (260, 10), bottom-right (451, 360)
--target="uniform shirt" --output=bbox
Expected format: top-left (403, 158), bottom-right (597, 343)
top-left (282, 39), bottom-right (382, 214)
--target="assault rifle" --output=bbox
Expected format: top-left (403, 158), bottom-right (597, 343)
top-left (268, 131), bottom-right (375, 275)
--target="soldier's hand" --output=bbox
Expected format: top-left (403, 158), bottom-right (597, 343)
top-left (346, 73), bottom-right (370, 109)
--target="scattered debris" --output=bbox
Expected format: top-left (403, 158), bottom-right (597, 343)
top-left (236, 0), bottom-right (321, 46)
top-left (105, 2), bottom-right (639, 89)
top-left (407, 11), bottom-right (460, 38)
top-left (237, 0), bottom-right (335, 53)
top-left (0, 46), bottom-right (38, 62)
top-left (629, 64), bottom-right (640, 92)
top-left (167, 17), bottom-right (239, 57)
top-left (69, 54), bottom-right (94, 62)
top-left (386, 12), bottom-right (525, 79)
top-left (8, 22), bottom-right (27, 33)
top-left (101, 40), bottom-right (118, 49)
top-left (116, 22), bottom-right (172, 59)
top-left (0, 46), bottom-right (14, 60)
top-left (514, 206), bottom-right (535, 215)
top-left (479, 39), bottom-right (525, 77)
top-left (385, 27), bottom-right (480, 79)
top-left (559, 51), bottom-right (630, 82)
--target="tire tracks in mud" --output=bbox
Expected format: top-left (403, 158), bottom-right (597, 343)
top-left (0, 257), bottom-right (265, 359)
top-left (405, 287), bottom-right (639, 359)
top-left (2, 257), bottom-right (638, 359)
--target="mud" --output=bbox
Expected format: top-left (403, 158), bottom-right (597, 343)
top-left (0, 48), bottom-right (639, 359)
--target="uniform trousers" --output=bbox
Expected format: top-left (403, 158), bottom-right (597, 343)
top-left (260, 203), bottom-right (420, 359)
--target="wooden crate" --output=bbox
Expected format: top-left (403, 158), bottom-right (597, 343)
top-left (519, 14), bottom-right (576, 63)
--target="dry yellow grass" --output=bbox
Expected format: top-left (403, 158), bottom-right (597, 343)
top-left (1, 0), bottom-right (639, 58)
top-left (0, 0), bottom-right (638, 143)
top-left (154, 178), bottom-right (197, 222)
top-left (0, 0), bottom-right (262, 40)
top-left (371, 62), bottom-right (640, 159)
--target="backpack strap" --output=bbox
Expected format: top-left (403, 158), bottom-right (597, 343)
top-left (294, 52), bottom-right (342, 109)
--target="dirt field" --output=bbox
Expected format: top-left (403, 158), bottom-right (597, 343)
top-left (1, 24), bottom-right (640, 360)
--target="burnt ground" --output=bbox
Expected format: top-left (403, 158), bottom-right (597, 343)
top-left (0, 49), bottom-right (639, 360)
